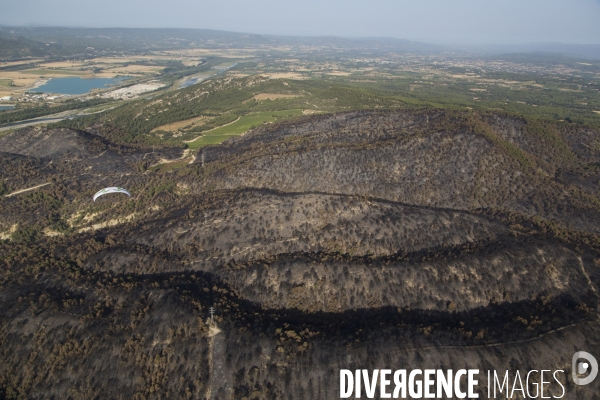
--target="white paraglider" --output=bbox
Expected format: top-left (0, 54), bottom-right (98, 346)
top-left (93, 187), bottom-right (131, 202)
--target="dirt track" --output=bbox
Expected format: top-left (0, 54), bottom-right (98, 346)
top-left (5, 182), bottom-right (50, 197)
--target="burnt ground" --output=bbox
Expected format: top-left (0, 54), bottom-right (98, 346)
top-left (1, 110), bottom-right (600, 399)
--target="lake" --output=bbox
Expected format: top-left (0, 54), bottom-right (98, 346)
top-left (30, 76), bottom-right (131, 95)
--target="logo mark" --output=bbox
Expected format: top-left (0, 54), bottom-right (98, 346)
top-left (572, 351), bottom-right (598, 385)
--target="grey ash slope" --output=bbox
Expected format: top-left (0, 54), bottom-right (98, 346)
top-left (0, 126), bottom-right (182, 229)
top-left (1, 109), bottom-right (600, 398)
top-left (198, 110), bottom-right (600, 233)
top-left (111, 190), bottom-right (589, 316)
top-left (0, 126), bottom-right (183, 174)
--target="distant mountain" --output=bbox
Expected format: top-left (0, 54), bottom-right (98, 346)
top-left (0, 26), bottom-right (441, 59)
top-left (0, 26), bottom-right (597, 62)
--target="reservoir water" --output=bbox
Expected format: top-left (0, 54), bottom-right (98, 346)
top-left (30, 76), bottom-right (131, 95)
top-left (0, 105), bottom-right (15, 111)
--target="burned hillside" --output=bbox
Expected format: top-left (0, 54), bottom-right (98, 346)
top-left (1, 109), bottom-right (600, 398)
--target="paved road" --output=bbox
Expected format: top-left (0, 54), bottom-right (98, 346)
top-left (0, 116), bottom-right (70, 132)
top-left (0, 106), bottom-right (116, 132)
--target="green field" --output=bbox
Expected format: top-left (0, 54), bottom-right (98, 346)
top-left (186, 110), bottom-right (304, 149)
top-left (0, 79), bottom-right (12, 87)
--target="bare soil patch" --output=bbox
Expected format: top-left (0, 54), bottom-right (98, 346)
top-left (151, 116), bottom-right (210, 133)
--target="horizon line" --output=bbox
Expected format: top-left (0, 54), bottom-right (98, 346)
top-left (1, 24), bottom-right (599, 47)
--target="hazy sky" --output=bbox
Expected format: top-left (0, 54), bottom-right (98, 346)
top-left (1, 0), bottom-right (599, 45)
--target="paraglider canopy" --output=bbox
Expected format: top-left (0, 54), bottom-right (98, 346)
top-left (93, 187), bottom-right (131, 202)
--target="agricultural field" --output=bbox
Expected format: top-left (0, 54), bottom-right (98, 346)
top-left (151, 115), bottom-right (211, 134)
top-left (186, 110), bottom-right (304, 149)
